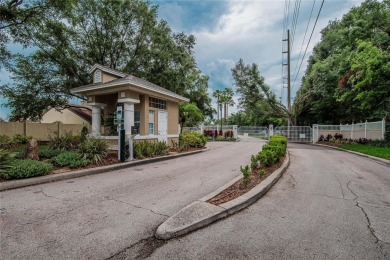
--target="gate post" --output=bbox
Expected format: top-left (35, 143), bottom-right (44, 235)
top-left (313, 124), bottom-right (319, 143)
top-left (232, 125), bottom-right (238, 139)
top-left (269, 124), bottom-right (274, 140)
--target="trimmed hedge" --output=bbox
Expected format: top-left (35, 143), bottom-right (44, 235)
top-left (251, 135), bottom-right (287, 169)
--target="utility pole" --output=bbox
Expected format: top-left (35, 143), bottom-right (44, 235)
top-left (287, 29), bottom-right (291, 126)
top-left (283, 30), bottom-right (291, 136)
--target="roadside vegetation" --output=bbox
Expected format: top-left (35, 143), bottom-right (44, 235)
top-left (0, 131), bottom-right (208, 180)
top-left (202, 130), bottom-right (236, 141)
top-left (317, 133), bottom-right (390, 159)
top-left (208, 135), bottom-right (287, 205)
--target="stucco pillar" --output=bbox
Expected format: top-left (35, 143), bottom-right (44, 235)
top-left (124, 102), bottom-right (135, 135)
top-left (118, 98), bottom-right (140, 135)
top-left (88, 102), bottom-right (106, 136)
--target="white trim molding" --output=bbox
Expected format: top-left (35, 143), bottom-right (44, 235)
top-left (117, 98), bottom-right (140, 104)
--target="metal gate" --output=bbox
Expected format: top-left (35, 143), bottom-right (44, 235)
top-left (274, 126), bottom-right (312, 142)
top-left (237, 126), bottom-right (269, 139)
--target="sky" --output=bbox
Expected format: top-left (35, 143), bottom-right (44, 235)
top-left (0, 0), bottom-right (366, 120)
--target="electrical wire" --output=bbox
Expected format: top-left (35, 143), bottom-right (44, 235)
top-left (291, 0), bottom-right (325, 90)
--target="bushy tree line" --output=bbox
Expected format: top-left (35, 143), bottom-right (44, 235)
top-left (0, 0), bottom-right (212, 121)
top-left (294, 0), bottom-right (390, 125)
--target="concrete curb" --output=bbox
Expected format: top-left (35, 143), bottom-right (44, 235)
top-left (155, 151), bottom-right (290, 240)
top-left (0, 148), bottom-right (210, 192)
top-left (314, 143), bottom-right (390, 166)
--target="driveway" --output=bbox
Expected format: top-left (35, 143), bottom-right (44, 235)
top-left (0, 138), bottom-right (265, 260)
top-left (148, 143), bottom-right (390, 260)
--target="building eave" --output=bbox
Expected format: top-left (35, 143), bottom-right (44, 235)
top-left (71, 79), bottom-right (190, 102)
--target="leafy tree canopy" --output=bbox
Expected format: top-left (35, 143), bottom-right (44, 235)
top-left (231, 58), bottom-right (288, 126)
top-left (294, 0), bottom-right (390, 125)
top-left (179, 102), bottom-right (203, 131)
top-left (0, 0), bottom-right (212, 121)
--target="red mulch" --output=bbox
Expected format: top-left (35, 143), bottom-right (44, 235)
top-left (207, 155), bottom-right (286, 206)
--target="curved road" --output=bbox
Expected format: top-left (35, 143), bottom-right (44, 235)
top-left (0, 138), bottom-right (265, 260)
top-left (148, 143), bottom-right (390, 260)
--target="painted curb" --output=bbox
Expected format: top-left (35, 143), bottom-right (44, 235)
top-left (314, 143), bottom-right (390, 166)
top-left (155, 151), bottom-right (290, 240)
top-left (0, 148), bottom-right (209, 192)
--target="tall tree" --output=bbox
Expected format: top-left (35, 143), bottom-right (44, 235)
top-left (232, 59), bottom-right (289, 126)
top-left (294, 0), bottom-right (390, 125)
top-left (220, 88), bottom-right (235, 125)
top-left (212, 89), bottom-right (223, 124)
top-left (0, 0), bottom-right (212, 121)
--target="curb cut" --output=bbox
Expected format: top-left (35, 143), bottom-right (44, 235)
top-left (0, 148), bottom-right (210, 192)
top-left (155, 151), bottom-right (290, 240)
top-left (314, 143), bottom-right (390, 166)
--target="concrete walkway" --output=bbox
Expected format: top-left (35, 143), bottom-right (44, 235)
top-left (0, 138), bottom-right (265, 260)
top-left (148, 143), bottom-right (390, 260)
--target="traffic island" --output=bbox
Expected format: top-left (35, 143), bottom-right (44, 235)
top-left (155, 150), bottom-right (290, 240)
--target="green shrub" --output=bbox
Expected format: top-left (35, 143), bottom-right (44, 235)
top-left (133, 140), bottom-right (169, 159)
top-left (270, 135), bottom-right (287, 145)
top-left (0, 149), bottom-right (13, 175)
top-left (258, 149), bottom-right (278, 167)
top-left (78, 138), bottom-right (109, 164)
top-left (51, 151), bottom-right (90, 168)
top-left (4, 159), bottom-right (52, 179)
top-left (259, 169), bottom-right (266, 177)
top-left (240, 165), bottom-right (251, 185)
top-left (49, 132), bottom-right (83, 151)
top-left (0, 135), bottom-right (12, 145)
top-left (12, 134), bottom-right (32, 144)
top-left (250, 154), bottom-right (260, 170)
top-left (262, 144), bottom-right (285, 157)
top-left (39, 149), bottom-right (62, 159)
top-left (179, 132), bottom-right (207, 149)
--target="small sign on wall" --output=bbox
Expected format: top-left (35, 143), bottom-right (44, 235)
top-left (299, 134), bottom-right (306, 138)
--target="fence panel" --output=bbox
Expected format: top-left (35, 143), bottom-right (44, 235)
top-left (274, 126), bottom-right (312, 142)
top-left (314, 120), bottom-right (385, 142)
top-left (237, 126), bottom-right (268, 139)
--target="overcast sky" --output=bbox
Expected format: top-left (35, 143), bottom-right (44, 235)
top-left (0, 0), bottom-right (365, 120)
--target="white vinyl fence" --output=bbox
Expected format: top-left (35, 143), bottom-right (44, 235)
top-left (313, 119), bottom-right (385, 143)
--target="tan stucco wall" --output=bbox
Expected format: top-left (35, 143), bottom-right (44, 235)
top-left (0, 122), bottom-right (24, 137)
top-left (102, 72), bottom-right (120, 83)
top-left (41, 108), bottom-right (90, 125)
top-left (140, 94), bottom-right (148, 136)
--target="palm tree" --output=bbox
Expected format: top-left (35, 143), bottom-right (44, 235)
top-left (221, 88), bottom-right (235, 125)
top-left (212, 90), bottom-right (223, 125)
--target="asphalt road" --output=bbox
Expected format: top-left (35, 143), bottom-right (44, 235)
top-left (0, 138), bottom-right (266, 260)
top-left (149, 143), bottom-right (390, 260)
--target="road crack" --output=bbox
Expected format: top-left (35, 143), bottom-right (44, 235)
top-left (106, 235), bottom-right (165, 260)
top-left (105, 197), bottom-right (169, 218)
top-left (346, 180), bottom-right (390, 257)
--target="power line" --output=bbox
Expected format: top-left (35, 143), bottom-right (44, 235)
top-left (291, 0), bottom-right (325, 91)
top-left (292, 0), bottom-right (316, 88)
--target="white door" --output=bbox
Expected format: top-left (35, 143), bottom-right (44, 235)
top-left (158, 111), bottom-right (168, 142)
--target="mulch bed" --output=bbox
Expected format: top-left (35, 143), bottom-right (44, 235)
top-left (207, 155), bottom-right (286, 206)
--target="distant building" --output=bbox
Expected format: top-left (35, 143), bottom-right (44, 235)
top-left (41, 104), bottom-right (92, 125)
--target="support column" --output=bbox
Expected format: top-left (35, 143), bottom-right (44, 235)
top-left (123, 102), bottom-right (135, 135)
top-left (88, 102), bottom-right (106, 136)
top-left (118, 98), bottom-right (140, 136)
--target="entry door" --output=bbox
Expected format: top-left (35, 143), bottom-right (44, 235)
top-left (158, 111), bottom-right (168, 142)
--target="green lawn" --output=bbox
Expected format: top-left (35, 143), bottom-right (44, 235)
top-left (339, 144), bottom-right (390, 159)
